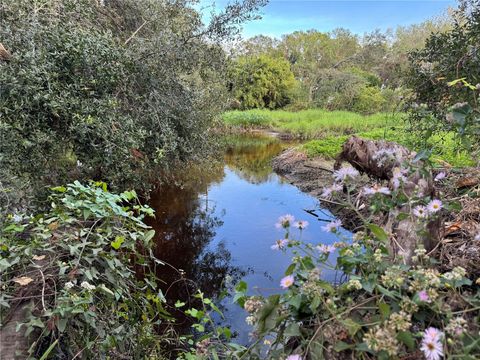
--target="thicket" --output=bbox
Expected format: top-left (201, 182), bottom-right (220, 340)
top-left (0, 0), bottom-right (266, 212)
top-left (407, 0), bottom-right (480, 160)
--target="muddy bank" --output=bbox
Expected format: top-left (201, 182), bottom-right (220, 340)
top-left (272, 148), bottom-right (371, 231)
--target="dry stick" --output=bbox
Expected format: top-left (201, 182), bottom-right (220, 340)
top-left (304, 163), bottom-right (334, 173)
top-left (124, 20), bottom-right (148, 45)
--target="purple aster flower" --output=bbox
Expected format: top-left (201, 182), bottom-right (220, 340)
top-left (418, 290), bottom-right (431, 303)
top-left (434, 172), bottom-right (446, 181)
top-left (421, 328), bottom-right (444, 360)
top-left (293, 220), bottom-right (309, 230)
top-left (321, 219), bottom-right (342, 233)
top-left (363, 184), bottom-right (391, 196)
top-left (317, 244), bottom-right (336, 254)
top-left (271, 239), bottom-right (289, 250)
top-left (275, 214), bottom-right (295, 229)
top-left (413, 205), bottom-right (428, 218)
top-left (427, 199), bottom-right (443, 214)
top-left (286, 355), bottom-right (302, 360)
top-left (333, 166), bottom-right (359, 182)
top-left (280, 275), bottom-right (294, 289)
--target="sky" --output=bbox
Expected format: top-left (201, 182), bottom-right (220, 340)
top-left (202, 0), bottom-right (456, 39)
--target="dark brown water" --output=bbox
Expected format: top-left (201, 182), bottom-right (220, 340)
top-left (148, 135), bottom-right (345, 343)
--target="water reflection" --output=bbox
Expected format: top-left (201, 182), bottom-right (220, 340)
top-left (224, 135), bottom-right (291, 184)
top-left (147, 135), bottom-right (343, 344)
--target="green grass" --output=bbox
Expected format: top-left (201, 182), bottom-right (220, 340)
top-left (224, 109), bottom-right (476, 167)
top-left (223, 109), bottom-right (402, 139)
top-left (302, 129), bottom-right (476, 167)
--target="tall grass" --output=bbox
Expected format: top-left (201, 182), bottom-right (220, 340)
top-left (223, 109), bottom-right (403, 139)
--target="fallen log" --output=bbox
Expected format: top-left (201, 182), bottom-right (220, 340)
top-left (335, 136), bottom-right (441, 263)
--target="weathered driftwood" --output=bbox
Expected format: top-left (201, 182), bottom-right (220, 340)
top-left (335, 136), bottom-right (441, 263)
top-left (0, 43), bottom-right (12, 61)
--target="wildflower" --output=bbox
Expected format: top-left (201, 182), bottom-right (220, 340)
top-left (423, 327), bottom-right (443, 343)
top-left (244, 298), bottom-right (263, 314)
top-left (321, 183), bottom-right (343, 199)
top-left (321, 219), bottom-right (342, 233)
top-left (363, 184), bottom-right (391, 196)
top-left (346, 279), bottom-right (362, 290)
top-left (389, 311), bottom-right (412, 332)
top-left (434, 172), bottom-right (446, 181)
top-left (343, 248), bottom-right (354, 257)
top-left (317, 244), bottom-right (336, 254)
top-left (413, 205), bottom-right (428, 218)
top-left (418, 290), bottom-right (431, 303)
top-left (280, 275), bottom-right (294, 289)
top-left (442, 266), bottom-right (466, 281)
top-left (364, 325), bottom-right (399, 356)
top-left (445, 317), bottom-right (467, 337)
top-left (392, 167), bottom-right (407, 189)
top-left (333, 166), bottom-right (359, 182)
top-left (286, 355), bottom-right (302, 360)
top-left (271, 239), bottom-right (289, 250)
top-left (293, 220), bottom-right (309, 230)
top-left (80, 281), bottom-right (95, 291)
top-left (373, 249), bottom-right (383, 262)
top-left (474, 233), bottom-right (480, 241)
top-left (275, 214), bottom-right (295, 229)
top-left (421, 328), bottom-right (443, 360)
top-left (12, 214), bottom-right (23, 223)
top-left (352, 231), bottom-right (365, 242)
top-left (64, 281), bottom-right (75, 290)
top-left (427, 199), bottom-right (443, 214)
top-left (245, 316), bottom-right (255, 326)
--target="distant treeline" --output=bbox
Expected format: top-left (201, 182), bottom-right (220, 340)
top-left (227, 15), bottom-right (453, 112)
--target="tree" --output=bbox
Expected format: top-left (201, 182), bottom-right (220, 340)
top-left (0, 0), bottom-right (266, 201)
top-left (229, 55), bottom-right (296, 109)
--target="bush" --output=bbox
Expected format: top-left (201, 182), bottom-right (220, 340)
top-left (352, 86), bottom-right (386, 115)
top-left (0, 182), bottom-right (169, 358)
top-left (228, 55), bottom-right (297, 109)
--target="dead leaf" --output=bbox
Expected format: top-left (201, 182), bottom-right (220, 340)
top-left (33, 255), bottom-right (46, 261)
top-left (456, 176), bottom-right (480, 189)
top-left (48, 222), bottom-right (59, 231)
top-left (445, 222), bottom-right (463, 236)
top-left (13, 276), bottom-right (34, 286)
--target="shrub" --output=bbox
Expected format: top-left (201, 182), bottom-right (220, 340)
top-left (0, 182), bottom-right (170, 358)
top-left (352, 86), bottom-right (386, 115)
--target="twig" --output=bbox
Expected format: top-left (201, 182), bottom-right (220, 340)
top-left (304, 164), bottom-right (333, 173)
top-left (124, 20), bottom-right (148, 45)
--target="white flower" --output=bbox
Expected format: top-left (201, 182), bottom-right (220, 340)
top-left (271, 239), bottom-right (289, 250)
top-left (64, 281), bottom-right (75, 290)
top-left (434, 172), bottom-right (446, 181)
top-left (427, 199), bottom-right (443, 214)
top-left (413, 205), bottom-right (428, 218)
top-left (363, 185), bottom-right (391, 196)
top-left (421, 327), bottom-right (444, 360)
top-left (321, 219), bottom-right (342, 233)
top-left (320, 183), bottom-right (343, 199)
top-left (275, 214), bottom-right (295, 229)
top-left (317, 244), bottom-right (336, 254)
top-left (245, 315), bottom-right (255, 326)
top-left (12, 214), bottom-right (23, 223)
top-left (333, 166), bottom-right (359, 182)
top-left (474, 233), bottom-right (480, 241)
top-left (293, 220), bottom-right (309, 230)
top-left (80, 281), bottom-right (95, 291)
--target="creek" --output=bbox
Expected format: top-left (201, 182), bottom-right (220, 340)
top-left (147, 135), bottom-right (346, 344)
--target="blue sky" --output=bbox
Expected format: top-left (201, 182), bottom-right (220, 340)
top-left (201, 0), bottom-right (456, 38)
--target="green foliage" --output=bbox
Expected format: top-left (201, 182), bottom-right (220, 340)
top-left (0, 0), bottom-right (266, 200)
top-left (229, 55), bottom-right (297, 109)
top-left (407, 0), bottom-right (480, 160)
top-left (223, 109), bottom-right (402, 138)
top-left (352, 86), bottom-right (386, 115)
top-left (0, 182), bottom-right (171, 358)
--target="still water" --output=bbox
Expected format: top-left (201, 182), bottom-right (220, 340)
top-left (148, 135), bottom-right (345, 343)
